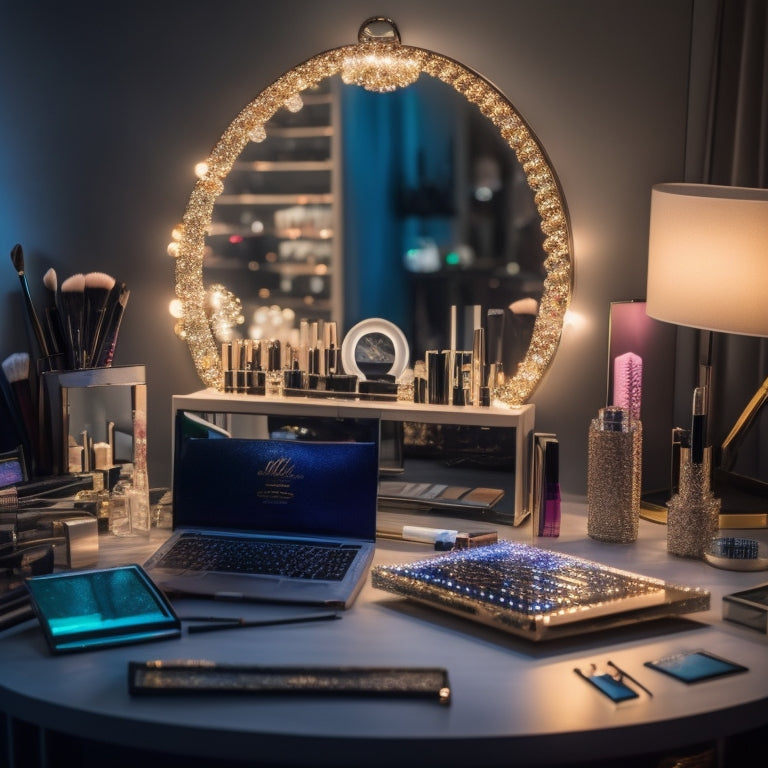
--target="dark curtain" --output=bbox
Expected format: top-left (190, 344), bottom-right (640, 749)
top-left (703, 0), bottom-right (768, 483)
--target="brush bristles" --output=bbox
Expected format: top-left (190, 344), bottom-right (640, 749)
top-left (61, 273), bottom-right (86, 294)
top-left (510, 298), bottom-right (539, 316)
top-left (1, 352), bottom-right (30, 383)
top-left (10, 243), bottom-right (24, 274)
top-left (84, 271), bottom-right (116, 291)
top-left (43, 267), bottom-right (58, 293)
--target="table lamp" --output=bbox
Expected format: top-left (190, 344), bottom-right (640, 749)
top-left (645, 182), bottom-right (768, 527)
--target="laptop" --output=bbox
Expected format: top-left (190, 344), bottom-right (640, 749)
top-left (143, 413), bottom-right (380, 609)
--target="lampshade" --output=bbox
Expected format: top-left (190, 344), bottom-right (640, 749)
top-left (646, 183), bottom-right (768, 337)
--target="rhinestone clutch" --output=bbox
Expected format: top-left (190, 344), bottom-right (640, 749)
top-left (371, 541), bottom-right (709, 641)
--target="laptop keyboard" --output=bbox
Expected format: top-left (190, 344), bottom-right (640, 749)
top-left (155, 533), bottom-right (360, 581)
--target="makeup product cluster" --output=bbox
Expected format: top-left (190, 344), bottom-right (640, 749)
top-left (4, 244), bottom-right (132, 481)
top-left (220, 306), bottom-right (507, 406)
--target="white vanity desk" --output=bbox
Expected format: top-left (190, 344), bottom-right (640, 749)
top-left (1, 496), bottom-right (767, 767)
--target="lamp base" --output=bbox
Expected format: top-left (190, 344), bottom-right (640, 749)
top-left (640, 470), bottom-right (768, 529)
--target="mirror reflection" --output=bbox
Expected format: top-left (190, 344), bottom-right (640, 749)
top-left (204, 75), bottom-right (546, 370)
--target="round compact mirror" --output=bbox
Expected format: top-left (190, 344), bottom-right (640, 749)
top-left (340, 318), bottom-right (410, 382)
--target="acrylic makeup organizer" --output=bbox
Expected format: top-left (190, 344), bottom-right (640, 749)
top-left (172, 391), bottom-right (535, 525)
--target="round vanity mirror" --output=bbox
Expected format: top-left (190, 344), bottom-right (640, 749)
top-left (171, 17), bottom-right (572, 406)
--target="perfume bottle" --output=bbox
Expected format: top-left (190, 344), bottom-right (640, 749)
top-left (587, 406), bottom-right (642, 543)
top-left (666, 387), bottom-right (721, 558)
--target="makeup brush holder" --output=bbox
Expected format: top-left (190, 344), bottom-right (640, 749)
top-left (666, 447), bottom-right (721, 559)
top-left (587, 407), bottom-right (642, 544)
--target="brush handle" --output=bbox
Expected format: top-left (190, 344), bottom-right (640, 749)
top-left (95, 287), bottom-right (129, 367)
top-left (45, 307), bottom-right (66, 358)
top-left (18, 274), bottom-right (50, 361)
top-left (59, 291), bottom-right (85, 370)
top-left (98, 304), bottom-right (127, 367)
top-left (0, 379), bottom-right (27, 457)
top-left (9, 380), bottom-right (38, 475)
top-left (83, 286), bottom-right (113, 367)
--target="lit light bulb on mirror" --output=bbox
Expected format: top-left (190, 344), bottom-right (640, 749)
top-left (169, 298), bottom-right (184, 320)
top-left (194, 161), bottom-right (209, 178)
top-left (248, 125), bottom-right (267, 143)
top-left (284, 94), bottom-right (303, 112)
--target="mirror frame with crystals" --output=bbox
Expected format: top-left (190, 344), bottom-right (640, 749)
top-left (170, 17), bottom-right (572, 406)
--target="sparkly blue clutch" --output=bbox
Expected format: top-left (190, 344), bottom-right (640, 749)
top-left (371, 541), bottom-right (710, 641)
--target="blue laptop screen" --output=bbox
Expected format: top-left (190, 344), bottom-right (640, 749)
top-left (173, 418), bottom-right (379, 542)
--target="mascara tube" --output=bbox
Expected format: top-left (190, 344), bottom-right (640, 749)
top-left (690, 386), bottom-right (707, 465)
top-left (222, 342), bottom-right (234, 393)
top-left (471, 328), bottom-right (485, 406)
top-left (541, 440), bottom-right (561, 537)
top-left (486, 308), bottom-right (505, 389)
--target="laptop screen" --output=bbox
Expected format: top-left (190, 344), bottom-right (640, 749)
top-left (173, 412), bottom-right (380, 541)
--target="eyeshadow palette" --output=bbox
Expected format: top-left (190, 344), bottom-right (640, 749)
top-left (371, 541), bottom-right (710, 641)
top-left (26, 564), bottom-right (181, 654)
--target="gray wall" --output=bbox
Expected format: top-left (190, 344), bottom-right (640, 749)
top-left (0, 0), bottom-right (710, 493)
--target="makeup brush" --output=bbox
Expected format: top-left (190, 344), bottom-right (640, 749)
top-left (9, 244), bottom-right (50, 362)
top-left (1, 353), bottom-right (38, 473)
top-left (94, 282), bottom-right (130, 368)
top-left (59, 273), bottom-right (86, 369)
top-left (0, 367), bottom-right (27, 456)
top-left (83, 271), bottom-right (116, 368)
top-left (42, 267), bottom-right (66, 362)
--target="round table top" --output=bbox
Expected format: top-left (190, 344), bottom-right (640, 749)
top-left (2, 498), bottom-right (767, 767)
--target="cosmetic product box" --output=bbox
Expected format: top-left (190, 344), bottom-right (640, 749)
top-left (722, 583), bottom-right (768, 634)
top-left (52, 517), bottom-right (99, 569)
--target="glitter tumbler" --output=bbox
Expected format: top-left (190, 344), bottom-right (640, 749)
top-left (666, 446), bottom-right (721, 558)
top-left (587, 406), bottom-right (642, 543)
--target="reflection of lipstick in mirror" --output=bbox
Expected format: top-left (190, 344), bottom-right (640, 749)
top-left (486, 308), bottom-right (505, 388)
top-left (107, 420), bottom-right (115, 466)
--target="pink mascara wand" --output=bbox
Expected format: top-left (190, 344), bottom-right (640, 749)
top-left (59, 273), bottom-right (86, 369)
top-left (9, 244), bottom-right (51, 363)
top-left (612, 351), bottom-right (643, 422)
top-left (83, 271), bottom-right (116, 368)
